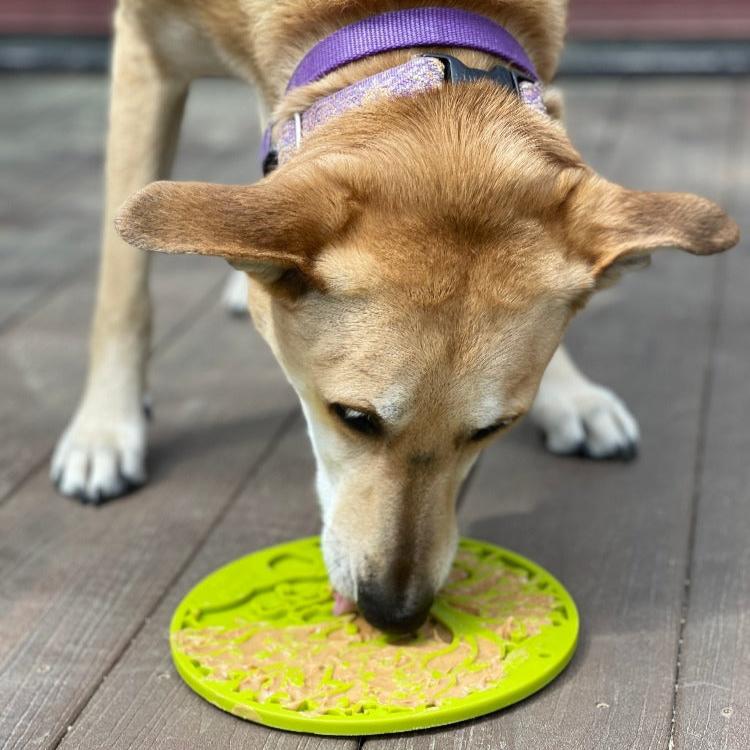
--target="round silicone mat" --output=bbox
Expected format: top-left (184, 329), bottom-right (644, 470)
top-left (170, 536), bottom-right (578, 735)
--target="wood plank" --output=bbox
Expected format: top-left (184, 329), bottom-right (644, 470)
top-left (0, 76), bottom-right (263, 498)
top-left (56, 424), bottom-right (357, 750)
top-left (554, 79), bottom-right (626, 164)
top-left (672, 81), bottom-right (750, 749)
top-left (0, 76), bottom-right (107, 330)
top-left (0, 76), bottom-right (110, 244)
top-left (49, 79), bottom-right (617, 750)
top-left (2, 76), bottom-right (742, 749)
top-left (0, 76), bottom-right (260, 330)
top-left (0, 254), bottom-right (226, 501)
top-left (29, 80), bottom-right (614, 750)
top-left (0, 79), bottom-right (290, 748)
top-left (0, 76), bottom-right (258, 223)
top-left (0, 74), bottom-right (102, 132)
top-left (362, 79), bottom-right (736, 748)
top-left (0, 300), bottom-right (298, 749)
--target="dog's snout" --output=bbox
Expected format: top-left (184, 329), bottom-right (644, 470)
top-left (357, 581), bottom-right (433, 635)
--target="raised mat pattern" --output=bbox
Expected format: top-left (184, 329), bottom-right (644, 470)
top-left (170, 537), bottom-right (578, 735)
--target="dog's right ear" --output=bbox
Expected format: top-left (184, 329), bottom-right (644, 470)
top-left (563, 172), bottom-right (739, 287)
top-left (115, 164), bottom-right (355, 287)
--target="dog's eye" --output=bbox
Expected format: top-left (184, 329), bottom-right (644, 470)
top-left (470, 418), bottom-right (515, 442)
top-left (330, 403), bottom-right (382, 437)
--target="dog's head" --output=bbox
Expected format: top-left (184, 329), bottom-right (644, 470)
top-left (117, 84), bottom-right (738, 633)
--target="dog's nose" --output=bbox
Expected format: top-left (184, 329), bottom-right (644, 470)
top-left (357, 581), bottom-right (433, 635)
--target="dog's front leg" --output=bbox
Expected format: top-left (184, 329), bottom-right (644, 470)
top-left (222, 268), bottom-right (250, 316)
top-left (530, 345), bottom-right (640, 460)
top-left (51, 9), bottom-right (189, 503)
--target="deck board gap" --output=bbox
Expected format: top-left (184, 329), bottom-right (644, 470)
top-left (0, 275), bottom-right (227, 509)
top-left (46, 408), bottom-right (300, 749)
top-left (667, 80), bottom-right (743, 750)
top-left (667, 256), bottom-right (727, 750)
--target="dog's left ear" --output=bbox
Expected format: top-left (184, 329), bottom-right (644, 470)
top-left (565, 172), bottom-right (740, 287)
top-left (115, 163), bottom-right (355, 288)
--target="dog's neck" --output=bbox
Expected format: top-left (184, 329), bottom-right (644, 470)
top-left (255, 1), bottom-right (567, 117)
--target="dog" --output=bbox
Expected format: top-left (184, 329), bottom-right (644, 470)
top-left (51, 0), bottom-right (739, 634)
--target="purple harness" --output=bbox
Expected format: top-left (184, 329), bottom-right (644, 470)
top-left (261, 7), bottom-right (545, 174)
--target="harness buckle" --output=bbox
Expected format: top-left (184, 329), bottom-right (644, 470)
top-left (422, 53), bottom-right (531, 95)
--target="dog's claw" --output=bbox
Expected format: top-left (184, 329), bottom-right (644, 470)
top-left (85, 490), bottom-right (103, 506)
top-left (576, 438), bottom-right (639, 462)
top-left (142, 396), bottom-right (154, 422)
top-left (617, 441), bottom-right (639, 462)
top-left (64, 475), bottom-right (143, 506)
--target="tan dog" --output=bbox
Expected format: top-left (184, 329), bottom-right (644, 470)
top-left (51, 0), bottom-right (739, 633)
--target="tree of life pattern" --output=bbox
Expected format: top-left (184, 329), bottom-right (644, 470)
top-left (172, 541), bottom-right (570, 717)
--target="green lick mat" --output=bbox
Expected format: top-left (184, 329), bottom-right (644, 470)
top-left (170, 536), bottom-right (578, 735)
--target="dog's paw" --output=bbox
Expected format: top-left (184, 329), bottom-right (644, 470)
top-left (222, 269), bottom-right (249, 316)
top-left (531, 379), bottom-right (639, 461)
top-left (51, 402), bottom-right (148, 504)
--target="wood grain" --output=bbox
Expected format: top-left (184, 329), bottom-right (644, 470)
top-left (0, 304), bottom-right (297, 749)
top-left (0, 78), bottom-right (264, 500)
top-left (55, 424), bottom-right (357, 750)
top-left (362, 80), bottom-right (737, 750)
top-left (672, 82), bottom-right (750, 750)
top-left (1, 79), bottom-right (612, 750)
top-left (0, 77), bottom-right (261, 331)
top-left (1, 76), bottom-right (746, 750)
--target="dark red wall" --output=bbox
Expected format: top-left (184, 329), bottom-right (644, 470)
top-left (0, 0), bottom-right (115, 35)
top-left (568, 0), bottom-right (750, 39)
top-left (2, 0), bottom-right (750, 38)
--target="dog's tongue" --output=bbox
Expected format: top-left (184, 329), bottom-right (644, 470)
top-left (332, 590), bottom-right (357, 616)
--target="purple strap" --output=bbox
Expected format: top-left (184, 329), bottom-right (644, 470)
top-left (288, 6), bottom-right (538, 90)
top-left (276, 56), bottom-right (446, 165)
top-left (268, 57), bottom-right (546, 168)
top-left (262, 8), bottom-right (544, 170)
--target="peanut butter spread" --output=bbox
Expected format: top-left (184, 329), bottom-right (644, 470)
top-left (173, 547), bottom-right (557, 715)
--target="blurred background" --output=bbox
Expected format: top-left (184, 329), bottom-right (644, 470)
top-left (1, 0), bottom-right (749, 73)
top-left (2, 0), bottom-right (750, 36)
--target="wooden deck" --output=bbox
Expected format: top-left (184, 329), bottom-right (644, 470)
top-left (1, 74), bottom-right (748, 749)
